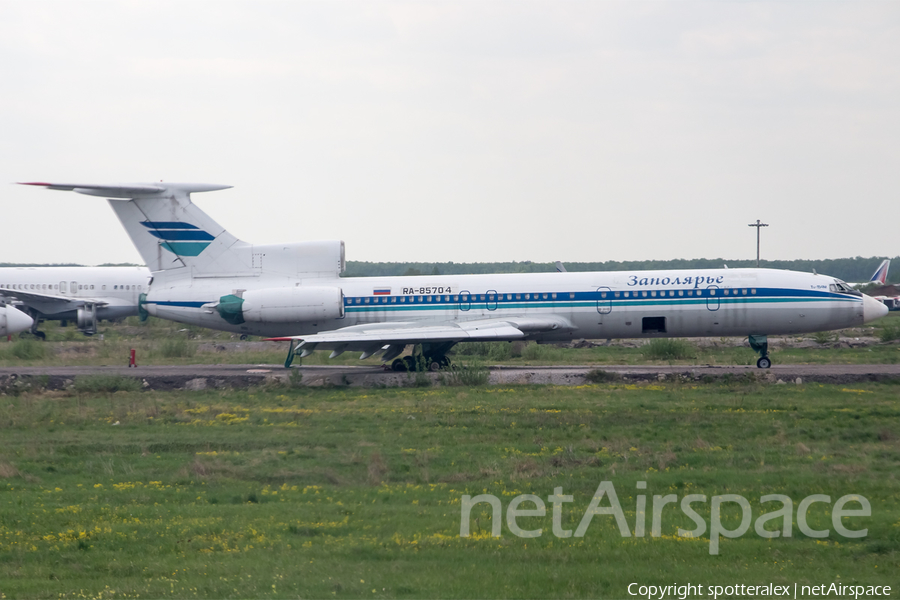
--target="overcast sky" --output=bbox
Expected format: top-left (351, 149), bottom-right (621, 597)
top-left (1, 1), bottom-right (898, 266)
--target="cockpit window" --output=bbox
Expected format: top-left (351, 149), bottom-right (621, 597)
top-left (831, 280), bottom-right (862, 296)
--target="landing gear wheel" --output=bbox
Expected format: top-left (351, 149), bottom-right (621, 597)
top-left (757, 357), bottom-right (771, 369)
top-left (33, 330), bottom-right (46, 341)
top-left (391, 358), bottom-right (407, 372)
top-left (403, 356), bottom-right (417, 371)
top-left (239, 334), bottom-right (249, 341)
top-left (428, 361), bottom-right (441, 372)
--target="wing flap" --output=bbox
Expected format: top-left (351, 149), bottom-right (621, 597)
top-left (273, 315), bottom-right (575, 353)
top-left (292, 323), bottom-right (525, 351)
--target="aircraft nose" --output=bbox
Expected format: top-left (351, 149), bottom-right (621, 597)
top-left (862, 294), bottom-right (889, 324)
top-left (3, 307), bottom-right (34, 335)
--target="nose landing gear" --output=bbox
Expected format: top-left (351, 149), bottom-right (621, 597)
top-left (749, 334), bottom-right (771, 368)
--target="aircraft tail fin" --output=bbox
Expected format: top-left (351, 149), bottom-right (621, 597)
top-left (20, 182), bottom-right (245, 275)
top-left (21, 182), bottom-right (345, 281)
top-left (869, 259), bottom-right (890, 284)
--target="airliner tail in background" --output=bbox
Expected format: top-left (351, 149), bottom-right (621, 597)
top-left (870, 259), bottom-right (890, 285)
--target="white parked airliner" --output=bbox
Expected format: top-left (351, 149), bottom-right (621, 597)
top-left (22, 182), bottom-right (888, 369)
top-left (0, 266), bottom-right (150, 337)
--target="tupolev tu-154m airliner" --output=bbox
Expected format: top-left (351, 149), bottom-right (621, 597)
top-left (22, 182), bottom-right (888, 370)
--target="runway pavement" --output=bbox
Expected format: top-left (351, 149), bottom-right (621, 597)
top-left (0, 362), bottom-right (898, 390)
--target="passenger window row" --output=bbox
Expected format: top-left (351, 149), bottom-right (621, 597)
top-left (0, 283), bottom-right (142, 292)
top-left (345, 289), bottom-right (759, 305)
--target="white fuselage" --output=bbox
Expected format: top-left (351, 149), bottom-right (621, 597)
top-left (0, 266), bottom-right (151, 321)
top-left (144, 267), bottom-right (874, 340)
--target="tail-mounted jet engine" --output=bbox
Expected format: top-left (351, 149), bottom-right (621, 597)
top-left (216, 286), bottom-right (343, 325)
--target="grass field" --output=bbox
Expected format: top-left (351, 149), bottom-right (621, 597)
top-left (1, 380), bottom-right (898, 598)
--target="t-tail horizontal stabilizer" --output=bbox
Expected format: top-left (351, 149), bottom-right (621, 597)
top-left (20, 181), bottom-right (240, 275)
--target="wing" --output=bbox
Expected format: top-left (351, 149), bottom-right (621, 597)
top-left (0, 289), bottom-right (106, 315)
top-left (270, 316), bottom-right (575, 359)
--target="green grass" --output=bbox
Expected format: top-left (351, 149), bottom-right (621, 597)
top-left (0, 339), bottom-right (48, 360)
top-left (641, 338), bottom-right (697, 360)
top-left (0, 382), bottom-right (898, 598)
top-left (72, 375), bottom-right (143, 394)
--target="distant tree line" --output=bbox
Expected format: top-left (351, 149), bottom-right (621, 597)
top-left (4, 257), bottom-right (896, 285)
top-left (344, 256), bottom-right (900, 285)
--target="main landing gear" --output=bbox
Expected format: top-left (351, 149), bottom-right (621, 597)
top-left (26, 309), bottom-right (45, 340)
top-left (390, 342), bottom-right (457, 372)
top-left (391, 355), bottom-right (452, 372)
top-left (749, 334), bottom-right (771, 369)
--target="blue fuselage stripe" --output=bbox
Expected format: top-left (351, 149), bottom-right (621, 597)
top-left (149, 288), bottom-right (859, 313)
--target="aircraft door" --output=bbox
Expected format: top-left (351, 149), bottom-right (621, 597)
top-left (459, 290), bottom-right (471, 312)
top-left (59, 281), bottom-right (67, 295)
top-left (486, 290), bottom-right (498, 311)
top-left (706, 285), bottom-right (720, 311)
top-left (596, 286), bottom-right (612, 314)
top-left (71, 282), bottom-right (78, 297)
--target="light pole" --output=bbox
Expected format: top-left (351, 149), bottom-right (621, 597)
top-left (748, 220), bottom-right (769, 268)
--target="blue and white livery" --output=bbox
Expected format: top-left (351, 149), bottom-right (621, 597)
top-left (23, 182), bottom-right (889, 369)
